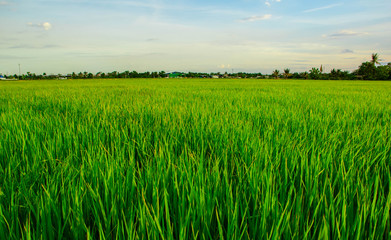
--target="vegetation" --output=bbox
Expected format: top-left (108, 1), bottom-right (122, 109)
top-left (1, 79), bottom-right (390, 239)
top-left (2, 54), bottom-right (390, 81)
top-left (356, 54), bottom-right (391, 80)
top-left (272, 69), bottom-right (280, 79)
top-left (283, 69), bottom-right (291, 79)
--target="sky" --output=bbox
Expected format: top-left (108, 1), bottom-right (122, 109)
top-left (0, 0), bottom-right (390, 75)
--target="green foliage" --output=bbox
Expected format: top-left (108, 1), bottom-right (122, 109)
top-left (372, 53), bottom-right (380, 65)
top-left (358, 62), bottom-right (377, 80)
top-left (283, 69), bottom-right (292, 79)
top-left (329, 69), bottom-right (354, 80)
top-left (376, 66), bottom-right (391, 80)
top-left (357, 61), bottom-right (391, 80)
top-left (309, 68), bottom-right (321, 79)
top-left (0, 79), bottom-right (391, 239)
top-left (356, 54), bottom-right (391, 80)
top-left (273, 69), bottom-right (280, 79)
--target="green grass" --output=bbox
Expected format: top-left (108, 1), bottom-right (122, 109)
top-left (0, 78), bottom-right (390, 239)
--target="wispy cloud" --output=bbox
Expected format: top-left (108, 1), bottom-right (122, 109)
top-left (303, 3), bottom-right (343, 13)
top-left (146, 38), bottom-right (159, 42)
top-left (107, 0), bottom-right (163, 10)
top-left (341, 49), bottom-right (354, 54)
top-left (328, 30), bottom-right (368, 38)
top-left (0, 1), bottom-right (10, 6)
top-left (240, 14), bottom-right (272, 22)
top-left (0, 54), bottom-right (35, 60)
top-left (27, 22), bottom-right (53, 31)
top-left (9, 44), bottom-right (61, 49)
top-left (265, 0), bottom-right (280, 7)
top-left (92, 0), bottom-right (248, 18)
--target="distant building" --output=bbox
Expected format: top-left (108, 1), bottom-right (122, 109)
top-left (166, 72), bottom-right (184, 78)
top-left (0, 75), bottom-right (6, 80)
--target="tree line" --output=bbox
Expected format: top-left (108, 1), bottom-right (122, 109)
top-left (2, 54), bottom-right (390, 81)
top-left (271, 54), bottom-right (390, 80)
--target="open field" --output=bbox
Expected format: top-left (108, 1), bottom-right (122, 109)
top-left (0, 78), bottom-right (390, 239)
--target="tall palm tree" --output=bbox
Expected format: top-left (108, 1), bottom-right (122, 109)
top-left (283, 69), bottom-right (290, 79)
top-left (371, 53), bottom-right (380, 66)
top-left (272, 69), bottom-right (279, 79)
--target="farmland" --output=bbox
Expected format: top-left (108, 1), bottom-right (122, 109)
top-left (0, 78), bottom-right (390, 239)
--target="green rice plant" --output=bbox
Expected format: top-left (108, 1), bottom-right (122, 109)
top-left (0, 78), bottom-right (390, 239)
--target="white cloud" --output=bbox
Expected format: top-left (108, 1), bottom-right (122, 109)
top-left (42, 22), bottom-right (52, 30)
top-left (0, 1), bottom-right (9, 5)
top-left (303, 3), bottom-right (343, 13)
top-left (27, 22), bottom-right (52, 31)
top-left (328, 30), bottom-right (368, 38)
top-left (265, 1), bottom-right (271, 7)
top-left (240, 14), bottom-right (272, 22)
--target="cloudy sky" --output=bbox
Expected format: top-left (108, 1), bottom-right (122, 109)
top-left (0, 0), bottom-right (390, 74)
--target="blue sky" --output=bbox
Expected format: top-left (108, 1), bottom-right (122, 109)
top-left (1, 0), bottom-right (390, 74)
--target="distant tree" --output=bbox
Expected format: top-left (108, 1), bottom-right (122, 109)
top-left (371, 53), bottom-right (380, 66)
top-left (151, 72), bottom-right (158, 78)
top-left (356, 53), bottom-right (387, 80)
top-left (299, 71), bottom-right (309, 79)
top-left (357, 62), bottom-right (376, 80)
top-left (145, 71), bottom-right (151, 78)
top-left (292, 72), bottom-right (300, 79)
top-left (375, 65), bottom-right (391, 80)
top-left (309, 68), bottom-right (321, 79)
top-left (272, 69), bottom-right (279, 79)
top-left (108, 71), bottom-right (117, 78)
top-left (330, 68), bottom-right (342, 79)
top-left (129, 71), bottom-right (138, 78)
top-left (159, 71), bottom-right (166, 78)
top-left (237, 72), bottom-right (246, 78)
top-left (341, 70), bottom-right (354, 80)
top-left (283, 69), bottom-right (291, 79)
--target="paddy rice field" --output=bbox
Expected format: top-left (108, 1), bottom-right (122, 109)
top-left (0, 78), bottom-right (390, 239)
